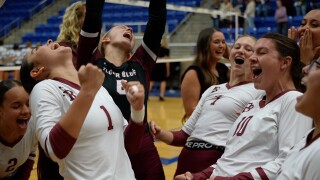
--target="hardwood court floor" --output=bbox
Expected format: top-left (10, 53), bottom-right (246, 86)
top-left (29, 96), bottom-right (184, 180)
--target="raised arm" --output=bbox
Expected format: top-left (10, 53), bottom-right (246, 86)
top-left (122, 81), bottom-right (147, 154)
top-left (143, 0), bottom-right (167, 54)
top-left (77, 0), bottom-right (105, 69)
top-left (32, 64), bottom-right (104, 160)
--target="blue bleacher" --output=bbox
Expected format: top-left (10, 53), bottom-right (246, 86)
top-left (18, 0), bottom-right (305, 45)
top-left (0, 0), bottom-right (54, 38)
top-left (23, 1), bottom-right (196, 44)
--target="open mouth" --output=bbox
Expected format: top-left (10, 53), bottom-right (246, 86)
top-left (17, 118), bottom-right (29, 129)
top-left (123, 33), bottom-right (131, 40)
top-left (235, 57), bottom-right (244, 65)
top-left (252, 68), bottom-right (262, 78)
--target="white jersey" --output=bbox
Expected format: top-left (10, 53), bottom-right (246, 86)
top-left (183, 82), bottom-right (264, 146)
top-left (276, 129), bottom-right (320, 180)
top-left (0, 119), bottom-right (37, 178)
top-left (212, 91), bottom-right (312, 179)
top-left (30, 78), bottom-right (135, 180)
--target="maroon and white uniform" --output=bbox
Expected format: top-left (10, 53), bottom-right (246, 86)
top-left (209, 91), bottom-right (312, 179)
top-left (30, 78), bottom-right (136, 179)
top-left (0, 119), bottom-right (37, 178)
top-left (183, 82), bottom-right (263, 146)
top-left (276, 129), bottom-right (320, 179)
top-left (77, 0), bottom-right (167, 179)
top-left (173, 82), bottom-right (263, 175)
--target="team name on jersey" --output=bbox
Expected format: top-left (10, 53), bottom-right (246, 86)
top-left (101, 67), bottom-right (137, 78)
top-left (211, 86), bottom-right (221, 93)
top-left (59, 86), bottom-right (76, 101)
top-left (242, 103), bottom-right (254, 112)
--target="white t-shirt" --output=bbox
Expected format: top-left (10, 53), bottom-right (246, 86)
top-left (30, 78), bottom-right (135, 180)
top-left (211, 90), bottom-right (312, 179)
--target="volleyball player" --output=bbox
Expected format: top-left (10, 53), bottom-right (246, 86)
top-left (19, 39), bottom-right (146, 179)
top-left (56, 1), bottom-right (86, 68)
top-left (175, 33), bottom-right (313, 180)
top-left (0, 80), bottom-right (37, 180)
top-left (150, 35), bottom-right (264, 177)
top-left (276, 58), bottom-right (320, 179)
top-left (77, 0), bottom-right (167, 179)
top-left (288, 8), bottom-right (320, 65)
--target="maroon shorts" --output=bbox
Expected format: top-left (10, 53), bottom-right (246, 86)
top-left (174, 141), bottom-right (224, 177)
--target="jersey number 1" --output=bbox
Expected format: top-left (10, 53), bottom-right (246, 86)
top-left (100, 106), bottom-right (114, 130)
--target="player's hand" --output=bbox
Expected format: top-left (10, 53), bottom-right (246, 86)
top-left (288, 26), bottom-right (298, 42)
top-left (174, 172), bottom-right (193, 180)
top-left (149, 121), bottom-right (162, 138)
top-left (121, 80), bottom-right (145, 111)
top-left (299, 27), bottom-right (315, 65)
top-left (299, 27), bottom-right (320, 65)
top-left (78, 63), bottom-right (104, 95)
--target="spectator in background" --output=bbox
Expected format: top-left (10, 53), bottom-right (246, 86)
top-left (234, 0), bottom-right (246, 28)
top-left (0, 40), bottom-right (7, 65)
top-left (275, 0), bottom-right (288, 36)
top-left (282, 0), bottom-right (294, 16)
top-left (256, 0), bottom-right (269, 17)
top-left (180, 28), bottom-right (229, 123)
top-left (219, 0), bottom-right (233, 28)
top-left (294, 0), bottom-right (306, 16)
top-left (4, 44), bottom-right (23, 66)
top-left (243, 0), bottom-right (256, 34)
top-left (150, 38), bottom-right (171, 101)
top-left (18, 41), bottom-right (33, 65)
top-left (210, 0), bottom-right (221, 28)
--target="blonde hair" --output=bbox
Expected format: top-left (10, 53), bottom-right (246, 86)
top-left (56, 1), bottom-right (86, 46)
top-left (98, 30), bottom-right (111, 57)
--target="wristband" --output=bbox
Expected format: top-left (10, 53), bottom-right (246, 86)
top-left (131, 106), bottom-right (145, 123)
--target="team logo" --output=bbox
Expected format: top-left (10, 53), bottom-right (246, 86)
top-left (242, 103), bottom-right (254, 112)
top-left (59, 86), bottom-right (76, 101)
top-left (211, 86), bottom-right (221, 93)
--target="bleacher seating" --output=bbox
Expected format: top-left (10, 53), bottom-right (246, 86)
top-left (0, 0), bottom-right (53, 37)
top-left (22, 0), bottom-right (201, 44)
top-left (3, 0), bottom-right (306, 45)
